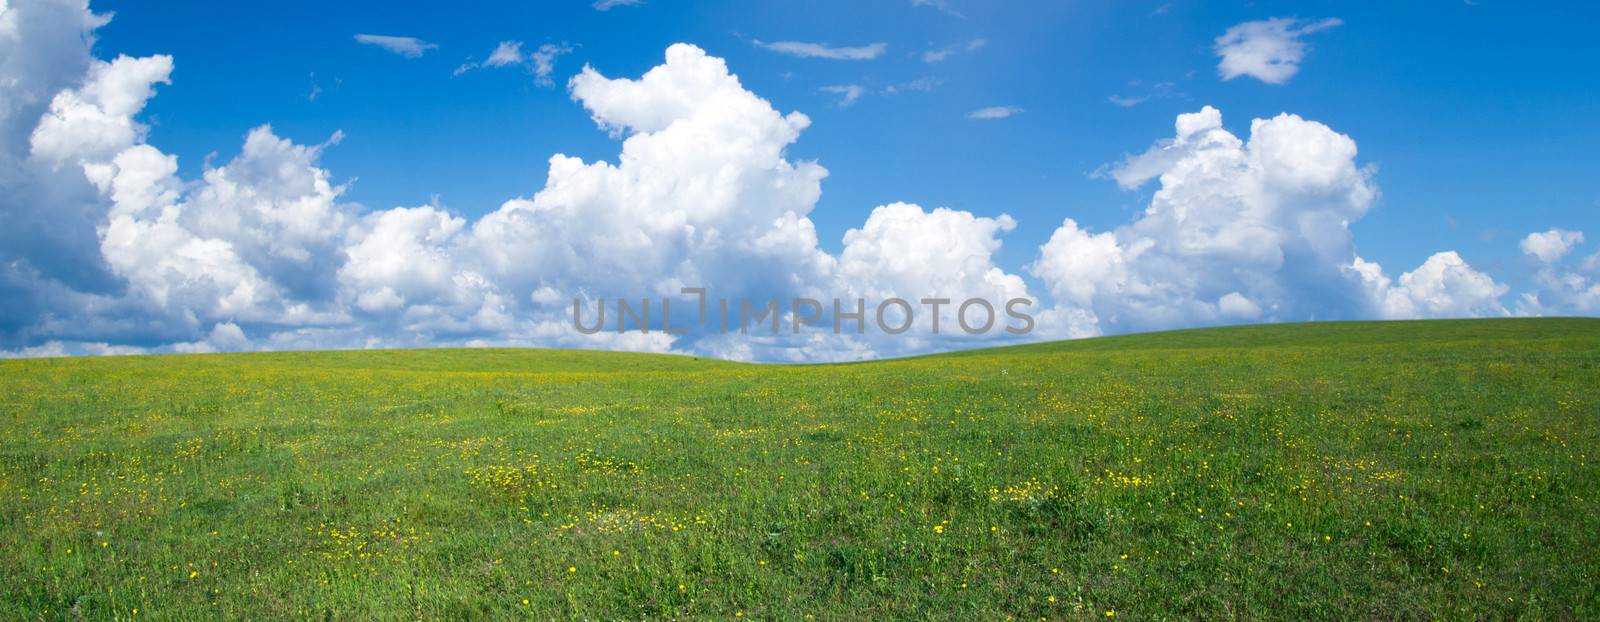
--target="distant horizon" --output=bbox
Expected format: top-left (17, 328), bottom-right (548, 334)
top-left (7, 316), bottom-right (1590, 364)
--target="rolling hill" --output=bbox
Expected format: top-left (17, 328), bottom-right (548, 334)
top-left (2, 318), bottom-right (1596, 619)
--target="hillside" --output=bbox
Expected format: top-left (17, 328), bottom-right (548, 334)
top-left (2, 318), bottom-right (1597, 619)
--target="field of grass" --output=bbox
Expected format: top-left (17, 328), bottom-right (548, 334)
top-left (2, 318), bottom-right (1597, 619)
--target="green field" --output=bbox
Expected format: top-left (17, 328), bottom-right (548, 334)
top-left (2, 318), bottom-right (1597, 619)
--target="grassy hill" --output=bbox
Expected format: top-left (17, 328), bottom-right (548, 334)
top-left (2, 318), bottom-right (1596, 619)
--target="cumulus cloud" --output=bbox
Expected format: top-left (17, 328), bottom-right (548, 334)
top-left (836, 202), bottom-right (1031, 335)
top-left (1516, 229), bottom-right (1600, 315)
top-left (1520, 228), bottom-right (1583, 264)
top-left (172, 321), bottom-right (250, 354)
top-left (1032, 106), bottom-right (1505, 336)
top-left (755, 40), bottom-right (887, 60)
top-left (3, 25), bottom-right (1024, 361)
top-left (353, 34), bottom-right (437, 58)
top-left (967, 106), bottom-right (1021, 119)
top-left (693, 201), bottom-right (1037, 362)
top-left (0, 1), bottom-right (1554, 360)
top-left (30, 54), bottom-right (171, 165)
top-left (1215, 17), bottom-right (1341, 84)
top-left (1355, 253), bottom-right (1508, 319)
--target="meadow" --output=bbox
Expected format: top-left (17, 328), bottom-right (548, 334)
top-left (1, 318), bottom-right (1596, 620)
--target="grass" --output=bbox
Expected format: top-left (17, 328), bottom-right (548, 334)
top-left (1, 317), bottom-right (1596, 620)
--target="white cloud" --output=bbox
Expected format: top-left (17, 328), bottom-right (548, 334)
top-left (529, 43), bottom-right (572, 86)
top-left (836, 203), bottom-right (1030, 323)
top-left (1516, 229), bottom-right (1600, 315)
top-left (353, 34), bottom-right (437, 58)
top-left (1032, 105), bottom-right (1505, 336)
top-left (708, 201), bottom-right (1036, 361)
top-left (1108, 81), bottom-right (1176, 109)
top-left (0, 2), bottom-right (1551, 361)
top-left (1215, 17), bottom-right (1342, 84)
top-left (885, 77), bottom-right (943, 94)
top-left (922, 38), bottom-right (985, 63)
top-left (479, 43), bottom-right (835, 309)
top-left (96, 144), bottom-right (279, 319)
top-left (1358, 252), bottom-right (1508, 319)
top-left (172, 321), bottom-right (250, 354)
top-left (340, 204), bottom-right (467, 313)
top-left (1520, 228), bottom-right (1583, 264)
top-left (910, 0), bottom-right (964, 18)
top-left (1217, 292), bottom-right (1262, 319)
top-left (755, 40), bottom-right (887, 60)
top-left (820, 84), bottom-right (864, 107)
top-left (30, 54), bottom-right (171, 166)
top-left (456, 41), bottom-right (570, 86)
top-left (967, 106), bottom-right (1021, 119)
top-left (0, 340), bottom-right (147, 358)
top-left (456, 42), bottom-right (520, 75)
top-left (593, 0), bottom-right (643, 10)
top-left (485, 40), bottom-right (525, 67)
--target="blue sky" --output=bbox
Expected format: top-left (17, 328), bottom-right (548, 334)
top-left (3, 0), bottom-right (1598, 359)
top-left (92, 0), bottom-right (1598, 275)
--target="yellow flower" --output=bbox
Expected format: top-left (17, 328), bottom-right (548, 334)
top-left (567, 566), bottom-right (576, 573)
top-left (1106, 611), bottom-right (1116, 617)
top-left (522, 599), bottom-right (529, 605)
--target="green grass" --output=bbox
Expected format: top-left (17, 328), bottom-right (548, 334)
top-left (2, 318), bottom-right (1597, 620)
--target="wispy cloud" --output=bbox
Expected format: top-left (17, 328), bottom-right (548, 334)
top-left (353, 34), bottom-right (437, 58)
top-left (921, 38), bottom-right (986, 63)
top-left (885, 76), bottom-right (944, 94)
top-left (967, 105), bottom-right (1022, 120)
top-left (1215, 17), bottom-right (1342, 84)
top-left (593, 0), bottom-right (644, 10)
top-left (755, 40), bottom-right (887, 60)
top-left (820, 85), bottom-right (865, 107)
top-left (455, 41), bottom-right (572, 86)
top-left (1107, 81), bottom-right (1177, 108)
top-left (529, 43), bottom-right (573, 86)
top-left (485, 41), bottom-right (527, 67)
top-left (911, 0), bottom-right (964, 18)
